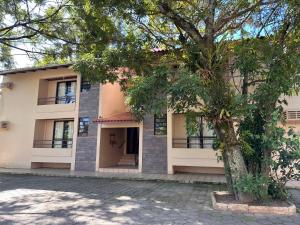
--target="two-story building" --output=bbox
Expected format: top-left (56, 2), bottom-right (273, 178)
top-left (0, 64), bottom-right (299, 175)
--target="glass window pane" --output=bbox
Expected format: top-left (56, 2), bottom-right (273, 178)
top-left (154, 114), bottom-right (167, 135)
top-left (56, 83), bottom-right (66, 104)
top-left (78, 117), bottom-right (89, 136)
top-left (53, 121), bottom-right (64, 148)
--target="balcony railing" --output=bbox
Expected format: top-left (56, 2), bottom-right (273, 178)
top-left (37, 95), bottom-right (76, 105)
top-left (172, 136), bottom-right (216, 149)
top-left (33, 139), bottom-right (73, 148)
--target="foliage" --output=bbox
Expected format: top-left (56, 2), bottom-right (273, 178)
top-left (235, 174), bottom-right (270, 201)
top-left (269, 127), bottom-right (300, 199)
top-left (235, 26), bottom-right (300, 199)
top-left (125, 66), bottom-right (168, 120)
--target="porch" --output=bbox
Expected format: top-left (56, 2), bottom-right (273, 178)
top-left (96, 113), bottom-right (142, 173)
top-left (31, 119), bottom-right (75, 168)
top-left (168, 113), bottom-right (224, 174)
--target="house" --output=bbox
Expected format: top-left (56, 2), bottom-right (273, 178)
top-left (0, 64), bottom-right (299, 174)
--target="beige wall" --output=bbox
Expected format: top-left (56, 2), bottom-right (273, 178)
top-left (172, 114), bottom-right (186, 138)
top-left (37, 79), bottom-right (48, 100)
top-left (0, 68), bottom-right (79, 169)
top-left (101, 83), bottom-right (128, 117)
top-left (34, 120), bottom-right (54, 141)
top-left (99, 128), bottom-right (125, 167)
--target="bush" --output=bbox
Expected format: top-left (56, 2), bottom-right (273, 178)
top-left (235, 174), bottom-right (270, 201)
top-left (269, 128), bottom-right (300, 200)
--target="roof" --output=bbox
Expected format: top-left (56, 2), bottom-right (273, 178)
top-left (94, 112), bottom-right (138, 123)
top-left (0, 63), bottom-right (73, 75)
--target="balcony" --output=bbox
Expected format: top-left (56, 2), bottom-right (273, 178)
top-left (169, 113), bottom-right (223, 173)
top-left (33, 138), bottom-right (73, 148)
top-left (37, 95), bottom-right (76, 105)
top-left (36, 77), bottom-right (77, 114)
top-left (33, 119), bottom-right (74, 149)
top-left (172, 136), bottom-right (215, 149)
top-left (31, 119), bottom-right (74, 162)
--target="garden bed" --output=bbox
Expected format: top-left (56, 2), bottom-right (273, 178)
top-left (211, 191), bottom-right (296, 215)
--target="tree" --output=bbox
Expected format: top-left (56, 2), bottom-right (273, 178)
top-left (70, 0), bottom-right (300, 202)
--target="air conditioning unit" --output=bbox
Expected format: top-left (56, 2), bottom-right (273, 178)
top-left (0, 82), bottom-right (13, 89)
top-left (284, 111), bottom-right (300, 120)
top-left (0, 121), bottom-right (9, 129)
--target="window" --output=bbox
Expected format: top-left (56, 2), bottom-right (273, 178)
top-left (187, 116), bottom-right (215, 148)
top-left (80, 80), bottom-right (91, 92)
top-left (56, 81), bottom-right (76, 104)
top-left (52, 120), bottom-right (74, 148)
top-left (78, 117), bottom-right (90, 136)
top-left (154, 114), bottom-right (167, 135)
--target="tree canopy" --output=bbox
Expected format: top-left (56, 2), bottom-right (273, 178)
top-left (1, 0), bottom-right (300, 202)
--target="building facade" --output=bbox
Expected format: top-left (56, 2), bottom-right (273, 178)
top-left (0, 64), bottom-right (299, 174)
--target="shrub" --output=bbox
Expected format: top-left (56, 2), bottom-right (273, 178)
top-left (235, 174), bottom-right (270, 201)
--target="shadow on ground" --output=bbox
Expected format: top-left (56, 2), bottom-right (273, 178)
top-left (0, 174), bottom-right (298, 225)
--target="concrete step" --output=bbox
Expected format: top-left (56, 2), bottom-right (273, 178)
top-left (118, 155), bottom-right (136, 166)
top-left (121, 154), bottom-right (135, 159)
top-left (118, 161), bottom-right (136, 166)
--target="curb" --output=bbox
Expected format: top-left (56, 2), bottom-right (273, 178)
top-left (211, 191), bottom-right (297, 215)
top-left (0, 170), bottom-right (226, 185)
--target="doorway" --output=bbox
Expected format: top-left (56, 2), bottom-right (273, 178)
top-left (126, 128), bottom-right (139, 154)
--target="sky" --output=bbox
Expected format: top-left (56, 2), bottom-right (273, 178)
top-left (12, 49), bottom-right (33, 68)
top-left (0, 49), bottom-right (32, 84)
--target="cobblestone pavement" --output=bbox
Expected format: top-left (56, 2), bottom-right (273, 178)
top-left (0, 174), bottom-right (299, 225)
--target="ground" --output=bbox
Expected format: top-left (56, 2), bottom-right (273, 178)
top-left (0, 174), bottom-right (299, 225)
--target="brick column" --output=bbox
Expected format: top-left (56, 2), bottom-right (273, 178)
top-left (142, 115), bottom-right (167, 174)
top-left (75, 84), bottom-right (100, 171)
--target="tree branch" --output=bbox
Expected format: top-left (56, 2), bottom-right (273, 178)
top-left (0, 33), bottom-right (38, 41)
top-left (158, 1), bottom-right (205, 44)
top-left (215, 0), bottom-right (281, 34)
top-left (1, 41), bottom-right (56, 55)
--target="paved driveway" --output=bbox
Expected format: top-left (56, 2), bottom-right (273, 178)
top-left (0, 174), bottom-right (298, 225)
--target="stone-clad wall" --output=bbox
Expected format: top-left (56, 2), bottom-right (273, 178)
top-left (142, 115), bottom-right (168, 174)
top-left (75, 84), bottom-right (100, 171)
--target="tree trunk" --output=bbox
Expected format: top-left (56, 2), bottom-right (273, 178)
top-left (221, 151), bottom-right (234, 194)
top-left (225, 143), bottom-right (253, 202)
top-left (215, 120), bottom-right (254, 203)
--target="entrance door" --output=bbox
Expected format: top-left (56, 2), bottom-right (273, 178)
top-left (126, 128), bottom-right (139, 154)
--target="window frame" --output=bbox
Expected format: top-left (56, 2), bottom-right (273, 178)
top-left (187, 116), bottom-right (215, 148)
top-left (52, 120), bottom-right (74, 148)
top-left (55, 80), bottom-right (76, 104)
top-left (78, 117), bottom-right (90, 137)
top-left (154, 114), bottom-right (167, 135)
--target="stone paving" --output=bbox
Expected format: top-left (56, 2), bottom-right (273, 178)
top-left (0, 174), bottom-right (299, 225)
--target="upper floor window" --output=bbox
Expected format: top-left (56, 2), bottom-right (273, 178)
top-left (80, 80), bottom-right (91, 92)
top-left (154, 114), bottom-right (167, 135)
top-left (56, 81), bottom-right (76, 104)
top-left (78, 117), bottom-right (90, 136)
